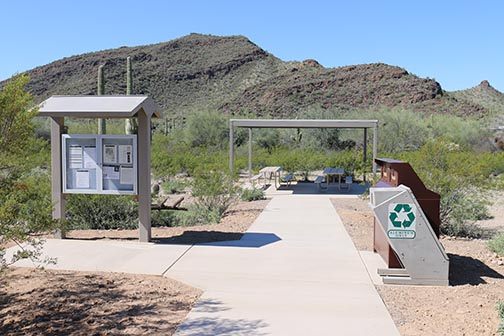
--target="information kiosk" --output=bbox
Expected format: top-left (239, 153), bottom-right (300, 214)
top-left (38, 95), bottom-right (161, 242)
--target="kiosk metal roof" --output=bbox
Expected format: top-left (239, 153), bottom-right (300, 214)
top-left (38, 95), bottom-right (162, 118)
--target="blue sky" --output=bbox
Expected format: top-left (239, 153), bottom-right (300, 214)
top-left (1, 1), bottom-right (503, 91)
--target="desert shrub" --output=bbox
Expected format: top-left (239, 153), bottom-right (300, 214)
top-left (0, 170), bottom-right (57, 268)
top-left (66, 194), bottom-right (138, 230)
top-left (398, 138), bottom-right (493, 238)
top-left (325, 148), bottom-right (367, 177)
top-left (254, 128), bottom-right (281, 153)
top-left (151, 210), bottom-right (179, 227)
top-left (152, 133), bottom-right (232, 177)
top-left (427, 114), bottom-right (490, 150)
top-left (304, 127), bottom-right (342, 150)
top-left (184, 109), bottom-right (228, 149)
top-left (162, 179), bottom-right (187, 194)
top-left (241, 187), bottom-right (265, 202)
top-left (378, 108), bottom-right (429, 152)
top-left (177, 204), bottom-right (222, 226)
top-left (181, 170), bottom-right (238, 226)
top-left (489, 233), bottom-right (504, 257)
top-left (497, 300), bottom-right (504, 335)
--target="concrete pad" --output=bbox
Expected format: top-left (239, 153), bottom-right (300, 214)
top-left (6, 239), bottom-right (191, 275)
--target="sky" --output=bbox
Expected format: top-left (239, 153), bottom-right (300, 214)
top-left (1, 1), bottom-right (503, 92)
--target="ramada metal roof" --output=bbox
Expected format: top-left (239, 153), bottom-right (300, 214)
top-left (230, 119), bottom-right (378, 128)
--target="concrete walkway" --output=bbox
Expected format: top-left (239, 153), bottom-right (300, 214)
top-left (169, 195), bottom-right (399, 335)
top-left (7, 194), bottom-right (399, 335)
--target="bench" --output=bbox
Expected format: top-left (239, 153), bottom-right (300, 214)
top-left (341, 176), bottom-right (353, 191)
top-left (281, 173), bottom-right (294, 186)
top-left (250, 173), bottom-right (263, 187)
top-left (314, 175), bottom-right (326, 190)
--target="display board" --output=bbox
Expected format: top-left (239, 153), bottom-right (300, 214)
top-left (62, 135), bottom-right (137, 194)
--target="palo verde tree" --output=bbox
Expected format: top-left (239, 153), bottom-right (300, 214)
top-left (0, 74), bottom-right (58, 270)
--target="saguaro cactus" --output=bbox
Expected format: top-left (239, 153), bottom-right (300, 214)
top-left (97, 64), bottom-right (106, 134)
top-left (125, 57), bottom-right (138, 134)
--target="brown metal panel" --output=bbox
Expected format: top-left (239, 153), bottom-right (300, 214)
top-left (373, 218), bottom-right (402, 268)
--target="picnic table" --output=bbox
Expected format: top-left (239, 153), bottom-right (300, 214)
top-left (323, 167), bottom-right (345, 190)
top-left (259, 166), bottom-right (283, 188)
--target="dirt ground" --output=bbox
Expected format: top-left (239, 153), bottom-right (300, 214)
top-left (0, 199), bottom-right (269, 336)
top-left (332, 195), bottom-right (504, 336)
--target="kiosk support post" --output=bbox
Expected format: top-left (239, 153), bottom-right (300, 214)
top-left (50, 117), bottom-right (66, 239)
top-left (137, 110), bottom-right (151, 242)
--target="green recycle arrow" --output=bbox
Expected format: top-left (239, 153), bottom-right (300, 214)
top-left (389, 204), bottom-right (415, 228)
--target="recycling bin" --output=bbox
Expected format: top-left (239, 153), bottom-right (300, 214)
top-left (373, 158), bottom-right (441, 268)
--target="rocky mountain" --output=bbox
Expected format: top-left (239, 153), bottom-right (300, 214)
top-left (451, 80), bottom-right (504, 117)
top-left (23, 34), bottom-right (291, 117)
top-left (2, 33), bottom-right (498, 120)
top-left (222, 62), bottom-right (486, 118)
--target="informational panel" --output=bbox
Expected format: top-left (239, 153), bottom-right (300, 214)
top-left (62, 135), bottom-right (137, 195)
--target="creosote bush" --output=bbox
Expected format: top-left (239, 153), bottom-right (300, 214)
top-left (162, 179), bottom-right (187, 194)
top-left (66, 194), bottom-right (138, 230)
top-left (184, 109), bottom-right (228, 149)
top-left (179, 170), bottom-right (238, 226)
top-left (497, 300), bottom-right (504, 335)
top-left (151, 210), bottom-right (179, 227)
top-left (397, 138), bottom-right (499, 238)
top-left (241, 187), bottom-right (265, 202)
top-left (489, 233), bottom-right (504, 257)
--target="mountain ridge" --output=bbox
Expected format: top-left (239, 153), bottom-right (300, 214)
top-left (2, 33), bottom-right (502, 120)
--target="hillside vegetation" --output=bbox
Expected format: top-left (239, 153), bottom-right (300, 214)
top-left (22, 34), bottom-right (292, 118)
top-left (3, 33), bottom-right (502, 121)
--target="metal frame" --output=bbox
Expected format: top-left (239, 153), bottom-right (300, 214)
top-left (229, 119), bottom-right (379, 177)
top-left (62, 134), bottom-right (138, 195)
top-left (38, 95), bottom-right (161, 242)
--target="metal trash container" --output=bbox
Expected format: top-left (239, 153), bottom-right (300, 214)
top-left (370, 184), bottom-right (449, 285)
top-left (373, 158), bottom-right (441, 268)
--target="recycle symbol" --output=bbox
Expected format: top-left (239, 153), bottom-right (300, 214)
top-left (389, 204), bottom-right (416, 228)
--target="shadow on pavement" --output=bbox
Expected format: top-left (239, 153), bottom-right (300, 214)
top-left (175, 298), bottom-right (268, 336)
top-left (274, 181), bottom-right (369, 195)
top-left (154, 232), bottom-right (281, 248)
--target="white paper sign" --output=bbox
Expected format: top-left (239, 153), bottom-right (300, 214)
top-left (120, 166), bottom-right (134, 185)
top-left (103, 166), bottom-right (120, 180)
top-left (75, 170), bottom-right (90, 188)
top-left (118, 145), bottom-right (133, 164)
top-left (83, 146), bottom-right (97, 169)
top-left (103, 144), bottom-right (117, 164)
top-left (69, 146), bottom-right (83, 168)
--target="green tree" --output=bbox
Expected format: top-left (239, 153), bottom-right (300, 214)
top-left (0, 74), bottom-right (58, 269)
top-left (0, 75), bottom-right (36, 160)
